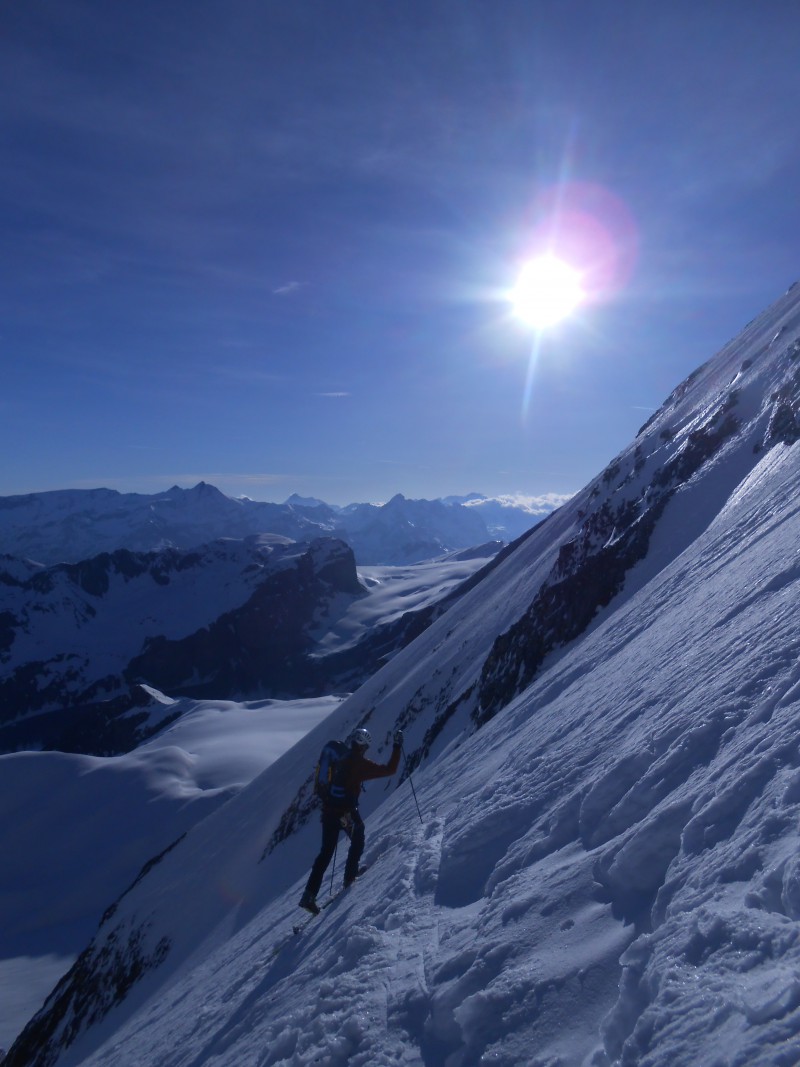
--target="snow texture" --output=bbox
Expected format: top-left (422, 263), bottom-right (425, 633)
top-left (0, 695), bottom-right (340, 1052)
top-left (7, 283), bottom-right (800, 1066)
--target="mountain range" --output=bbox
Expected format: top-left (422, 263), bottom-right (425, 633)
top-left (5, 281), bottom-right (800, 1065)
top-left (0, 538), bottom-right (499, 756)
top-left (0, 487), bottom-right (558, 568)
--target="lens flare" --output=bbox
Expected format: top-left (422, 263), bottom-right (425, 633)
top-left (512, 255), bottom-right (585, 328)
top-left (520, 181), bottom-right (639, 308)
top-left (513, 181), bottom-right (639, 419)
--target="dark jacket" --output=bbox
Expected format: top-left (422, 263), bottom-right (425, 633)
top-left (333, 743), bottom-right (401, 808)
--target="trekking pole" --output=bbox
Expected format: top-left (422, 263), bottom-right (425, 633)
top-left (330, 839), bottom-right (338, 895)
top-left (402, 744), bottom-right (424, 825)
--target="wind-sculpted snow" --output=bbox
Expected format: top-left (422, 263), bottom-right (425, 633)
top-left (8, 284), bottom-right (800, 1066)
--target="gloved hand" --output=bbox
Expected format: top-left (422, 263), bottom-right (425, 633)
top-left (393, 729), bottom-right (404, 746)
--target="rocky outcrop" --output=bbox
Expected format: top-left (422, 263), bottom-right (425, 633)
top-left (0, 538), bottom-right (367, 749)
top-left (123, 540), bottom-right (362, 700)
top-left (473, 397), bottom-right (741, 726)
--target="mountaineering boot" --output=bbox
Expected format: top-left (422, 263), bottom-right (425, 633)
top-left (298, 891), bottom-right (320, 915)
top-left (343, 864), bottom-right (368, 889)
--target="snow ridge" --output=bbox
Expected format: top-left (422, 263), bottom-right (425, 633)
top-left (8, 282), bottom-right (800, 1066)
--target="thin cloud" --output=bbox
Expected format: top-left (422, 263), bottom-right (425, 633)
top-left (272, 281), bottom-right (305, 296)
top-left (466, 492), bottom-right (575, 513)
top-left (317, 391), bottom-right (351, 398)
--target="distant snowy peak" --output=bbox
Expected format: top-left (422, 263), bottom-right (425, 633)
top-left (441, 491), bottom-right (485, 504)
top-left (10, 284), bottom-right (800, 1067)
top-left (283, 493), bottom-right (330, 509)
top-left (166, 480), bottom-right (226, 501)
top-left (335, 493), bottom-right (492, 565)
top-left (0, 485), bottom-right (552, 566)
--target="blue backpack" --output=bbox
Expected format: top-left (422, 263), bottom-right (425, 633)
top-left (314, 740), bottom-right (351, 803)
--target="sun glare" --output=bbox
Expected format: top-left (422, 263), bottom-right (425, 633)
top-left (511, 254), bottom-right (585, 329)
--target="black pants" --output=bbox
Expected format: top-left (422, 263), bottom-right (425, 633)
top-left (304, 807), bottom-right (365, 898)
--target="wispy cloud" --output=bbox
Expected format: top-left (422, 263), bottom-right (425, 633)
top-left (272, 281), bottom-right (305, 296)
top-left (471, 492), bottom-right (575, 513)
top-left (317, 391), bottom-right (350, 398)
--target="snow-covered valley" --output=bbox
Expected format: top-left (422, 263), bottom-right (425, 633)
top-left (0, 537), bottom-right (498, 754)
top-left (6, 283), bottom-right (800, 1065)
top-left (0, 694), bottom-right (343, 1052)
top-left (0, 551), bottom-right (496, 1053)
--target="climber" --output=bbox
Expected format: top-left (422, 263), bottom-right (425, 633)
top-left (299, 726), bottom-right (402, 914)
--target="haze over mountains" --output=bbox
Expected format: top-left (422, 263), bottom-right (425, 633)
top-left (0, 486), bottom-right (542, 757)
top-left (6, 282), bottom-right (800, 1065)
top-left (0, 487), bottom-right (557, 568)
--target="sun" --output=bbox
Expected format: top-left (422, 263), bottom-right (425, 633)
top-left (511, 254), bottom-right (585, 329)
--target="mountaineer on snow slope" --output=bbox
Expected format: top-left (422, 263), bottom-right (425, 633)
top-left (299, 727), bottom-right (402, 914)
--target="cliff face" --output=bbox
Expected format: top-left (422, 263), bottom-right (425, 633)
top-left (0, 537), bottom-right (365, 751)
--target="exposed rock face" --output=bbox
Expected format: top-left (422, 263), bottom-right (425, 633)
top-left (403, 306), bottom-right (800, 764)
top-left (123, 540), bottom-right (362, 701)
top-left (0, 535), bottom-right (482, 756)
top-left (475, 397), bottom-right (741, 726)
top-left (0, 537), bottom-right (369, 752)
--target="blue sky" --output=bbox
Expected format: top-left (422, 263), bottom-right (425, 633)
top-left (3, 1), bottom-right (800, 505)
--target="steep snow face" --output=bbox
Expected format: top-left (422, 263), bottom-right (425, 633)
top-left (9, 284), bottom-right (800, 1067)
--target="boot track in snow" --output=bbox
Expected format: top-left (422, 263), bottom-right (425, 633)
top-left (267, 865), bottom-right (373, 959)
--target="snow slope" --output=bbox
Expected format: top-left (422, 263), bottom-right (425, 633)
top-left (0, 694), bottom-right (341, 1052)
top-left (8, 282), bottom-right (800, 1066)
top-left (316, 547), bottom-right (502, 655)
top-left (1, 553), bottom-right (494, 1049)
